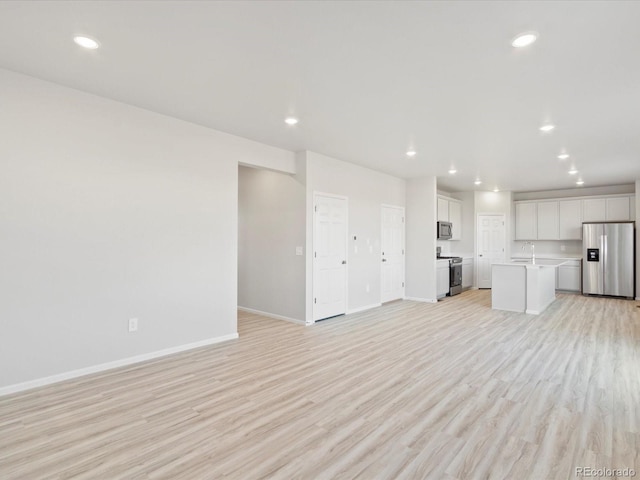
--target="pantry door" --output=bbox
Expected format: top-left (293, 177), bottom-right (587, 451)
top-left (381, 205), bottom-right (405, 303)
top-left (477, 214), bottom-right (505, 288)
top-left (313, 193), bottom-right (348, 321)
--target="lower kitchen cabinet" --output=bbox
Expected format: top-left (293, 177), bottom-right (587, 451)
top-left (462, 258), bottom-right (473, 289)
top-left (557, 261), bottom-right (581, 292)
top-left (437, 261), bottom-right (450, 298)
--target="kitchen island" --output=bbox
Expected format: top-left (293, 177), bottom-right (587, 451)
top-left (492, 259), bottom-right (567, 314)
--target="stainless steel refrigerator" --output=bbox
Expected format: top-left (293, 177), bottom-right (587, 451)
top-left (582, 221), bottom-right (635, 298)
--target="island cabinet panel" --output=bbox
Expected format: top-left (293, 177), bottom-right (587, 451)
top-left (515, 203), bottom-right (537, 240)
top-left (558, 200), bottom-right (582, 240)
top-left (583, 198), bottom-right (607, 222)
top-left (536, 201), bottom-right (559, 240)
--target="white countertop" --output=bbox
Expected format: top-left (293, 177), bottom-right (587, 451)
top-left (494, 258), bottom-right (568, 268)
top-left (511, 254), bottom-right (582, 260)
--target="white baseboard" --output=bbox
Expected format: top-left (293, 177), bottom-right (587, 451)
top-left (404, 296), bottom-right (438, 303)
top-left (237, 306), bottom-right (305, 325)
top-left (0, 333), bottom-right (238, 397)
top-left (346, 303), bottom-right (382, 314)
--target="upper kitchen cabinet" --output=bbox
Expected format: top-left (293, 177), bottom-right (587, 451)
top-left (515, 202), bottom-right (537, 240)
top-left (448, 201), bottom-right (462, 240)
top-left (437, 195), bottom-right (462, 240)
top-left (558, 200), bottom-right (582, 240)
top-left (606, 196), bottom-right (631, 221)
top-left (437, 197), bottom-right (449, 222)
top-left (536, 201), bottom-right (559, 240)
top-left (516, 194), bottom-right (635, 241)
top-left (582, 198), bottom-right (607, 222)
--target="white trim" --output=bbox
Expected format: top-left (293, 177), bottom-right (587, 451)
top-left (0, 333), bottom-right (238, 397)
top-left (346, 303), bottom-right (382, 315)
top-left (404, 296), bottom-right (438, 303)
top-left (238, 306), bottom-right (305, 325)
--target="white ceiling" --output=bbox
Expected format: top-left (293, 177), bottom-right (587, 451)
top-left (1, 1), bottom-right (639, 193)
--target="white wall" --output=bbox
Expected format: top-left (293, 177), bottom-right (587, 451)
top-left (238, 166), bottom-right (305, 322)
top-left (0, 69), bottom-right (292, 391)
top-left (406, 177), bottom-right (438, 302)
top-left (637, 180), bottom-right (640, 300)
top-left (301, 151), bottom-right (406, 318)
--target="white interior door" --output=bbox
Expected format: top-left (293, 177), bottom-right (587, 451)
top-left (477, 214), bottom-right (506, 288)
top-left (381, 205), bottom-right (405, 303)
top-left (313, 194), bottom-right (348, 321)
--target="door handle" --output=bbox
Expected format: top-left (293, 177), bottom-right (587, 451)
top-left (382, 259), bottom-right (387, 262)
top-left (342, 260), bottom-right (347, 264)
top-left (479, 254), bottom-right (483, 257)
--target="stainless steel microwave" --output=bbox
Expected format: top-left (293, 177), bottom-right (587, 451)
top-left (437, 221), bottom-right (452, 240)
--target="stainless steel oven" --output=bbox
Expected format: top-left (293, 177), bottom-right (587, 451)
top-left (449, 257), bottom-right (462, 296)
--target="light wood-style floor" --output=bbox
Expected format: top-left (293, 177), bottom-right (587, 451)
top-left (1, 290), bottom-right (639, 479)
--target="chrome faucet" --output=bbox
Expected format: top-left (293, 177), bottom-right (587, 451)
top-left (522, 241), bottom-right (535, 263)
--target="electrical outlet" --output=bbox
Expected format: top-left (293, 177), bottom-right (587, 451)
top-left (128, 318), bottom-right (138, 332)
top-left (560, 244), bottom-right (566, 252)
top-left (295, 246), bottom-right (303, 256)
top-left (366, 283), bottom-right (370, 293)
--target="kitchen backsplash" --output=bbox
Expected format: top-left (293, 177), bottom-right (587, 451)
top-left (512, 240), bottom-right (582, 257)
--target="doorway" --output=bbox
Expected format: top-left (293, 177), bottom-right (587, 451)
top-left (476, 214), bottom-right (506, 288)
top-left (381, 205), bottom-right (405, 303)
top-left (313, 193), bottom-right (348, 321)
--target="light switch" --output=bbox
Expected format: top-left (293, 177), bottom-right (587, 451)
top-left (295, 246), bottom-right (303, 256)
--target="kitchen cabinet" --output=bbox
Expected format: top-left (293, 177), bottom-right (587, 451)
top-left (558, 200), bottom-right (582, 240)
top-left (449, 201), bottom-right (462, 240)
top-left (462, 258), bottom-right (473, 289)
top-left (606, 197), bottom-right (630, 221)
top-left (515, 202), bottom-right (537, 240)
top-left (437, 260), bottom-right (450, 299)
top-left (557, 260), bottom-right (581, 292)
top-left (515, 194), bottom-right (634, 240)
top-left (537, 201), bottom-right (559, 240)
top-left (437, 198), bottom-right (449, 222)
top-left (437, 196), bottom-right (463, 240)
top-left (583, 198), bottom-right (606, 222)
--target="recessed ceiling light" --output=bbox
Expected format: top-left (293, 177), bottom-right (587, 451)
top-left (568, 168), bottom-right (578, 175)
top-left (558, 153), bottom-right (570, 160)
top-left (73, 36), bottom-right (100, 49)
top-left (448, 169), bottom-right (457, 175)
top-left (512, 32), bottom-right (538, 48)
top-left (493, 188), bottom-right (500, 192)
top-left (576, 180), bottom-right (585, 185)
top-left (406, 150), bottom-right (417, 157)
top-left (474, 179), bottom-right (482, 185)
top-left (284, 117), bottom-right (299, 126)
top-left (539, 124), bottom-right (555, 132)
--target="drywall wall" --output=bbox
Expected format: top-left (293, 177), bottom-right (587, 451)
top-left (637, 180), bottom-right (640, 300)
top-left (406, 177), bottom-right (438, 302)
top-left (301, 151), bottom-right (406, 318)
top-left (238, 166), bottom-right (305, 322)
top-left (512, 240), bottom-right (582, 257)
top-left (0, 69), bottom-right (292, 391)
